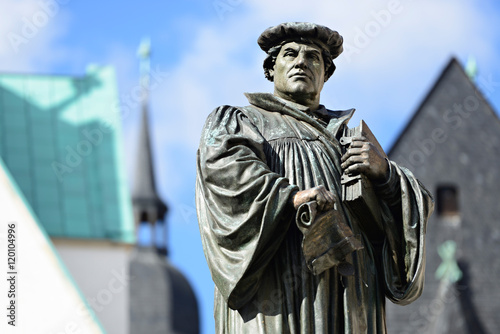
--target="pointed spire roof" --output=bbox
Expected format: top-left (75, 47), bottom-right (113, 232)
top-left (131, 38), bottom-right (167, 226)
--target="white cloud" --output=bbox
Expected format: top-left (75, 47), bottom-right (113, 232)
top-left (103, 0), bottom-right (499, 216)
top-left (150, 0), bottom-right (498, 153)
top-left (140, 0), bottom-right (500, 208)
top-left (0, 0), bottom-right (71, 73)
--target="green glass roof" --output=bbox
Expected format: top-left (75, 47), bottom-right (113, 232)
top-left (0, 66), bottom-right (134, 243)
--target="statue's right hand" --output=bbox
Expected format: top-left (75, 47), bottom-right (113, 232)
top-left (292, 185), bottom-right (336, 212)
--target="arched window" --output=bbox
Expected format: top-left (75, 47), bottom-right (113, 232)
top-left (436, 185), bottom-right (459, 216)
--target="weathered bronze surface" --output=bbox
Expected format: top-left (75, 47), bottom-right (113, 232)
top-left (196, 22), bottom-right (434, 333)
top-left (340, 120), bottom-right (387, 239)
top-left (296, 201), bottom-right (363, 276)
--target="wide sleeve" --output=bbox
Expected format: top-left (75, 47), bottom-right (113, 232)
top-left (376, 161), bottom-right (434, 305)
top-left (195, 105), bottom-right (299, 310)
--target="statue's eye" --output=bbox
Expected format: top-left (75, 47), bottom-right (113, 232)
top-left (309, 53), bottom-right (320, 61)
top-left (283, 50), bottom-right (296, 57)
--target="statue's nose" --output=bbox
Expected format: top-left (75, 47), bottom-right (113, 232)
top-left (294, 54), bottom-right (307, 68)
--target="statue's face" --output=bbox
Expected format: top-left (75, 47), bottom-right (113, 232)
top-left (272, 41), bottom-right (325, 103)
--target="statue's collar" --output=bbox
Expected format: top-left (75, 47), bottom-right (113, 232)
top-left (244, 92), bottom-right (355, 137)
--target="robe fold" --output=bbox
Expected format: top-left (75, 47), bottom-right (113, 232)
top-left (196, 92), bottom-right (434, 333)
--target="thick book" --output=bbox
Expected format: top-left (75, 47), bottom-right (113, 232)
top-left (340, 120), bottom-right (387, 238)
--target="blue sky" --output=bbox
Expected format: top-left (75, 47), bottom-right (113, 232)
top-left (2, 0), bottom-right (500, 333)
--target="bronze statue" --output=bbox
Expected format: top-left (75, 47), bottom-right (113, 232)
top-left (196, 22), bottom-right (434, 333)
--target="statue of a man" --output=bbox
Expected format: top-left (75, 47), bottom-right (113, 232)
top-left (196, 22), bottom-right (433, 333)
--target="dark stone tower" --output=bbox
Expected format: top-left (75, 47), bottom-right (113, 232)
top-left (386, 58), bottom-right (500, 334)
top-left (129, 38), bottom-right (199, 334)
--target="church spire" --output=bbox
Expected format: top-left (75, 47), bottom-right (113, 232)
top-left (131, 38), bottom-right (168, 243)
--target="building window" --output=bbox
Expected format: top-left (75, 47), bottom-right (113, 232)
top-left (436, 185), bottom-right (459, 216)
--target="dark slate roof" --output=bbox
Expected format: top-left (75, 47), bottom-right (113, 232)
top-left (388, 57), bottom-right (500, 156)
top-left (131, 103), bottom-right (168, 225)
top-left (386, 57), bottom-right (500, 334)
top-left (129, 247), bottom-right (199, 334)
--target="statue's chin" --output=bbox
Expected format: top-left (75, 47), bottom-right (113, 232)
top-left (274, 83), bottom-right (319, 106)
top-left (285, 90), bottom-right (317, 104)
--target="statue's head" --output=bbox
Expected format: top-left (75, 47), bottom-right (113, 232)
top-left (258, 22), bottom-right (343, 106)
top-left (258, 22), bottom-right (343, 82)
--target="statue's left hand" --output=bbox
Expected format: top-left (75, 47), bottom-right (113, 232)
top-left (340, 136), bottom-right (389, 182)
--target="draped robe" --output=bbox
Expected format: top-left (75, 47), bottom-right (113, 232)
top-left (196, 93), bottom-right (434, 333)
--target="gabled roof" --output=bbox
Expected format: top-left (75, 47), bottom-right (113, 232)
top-left (388, 57), bottom-right (500, 156)
top-left (385, 56), bottom-right (500, 334)
top-left (0, 66), bottom-right (134, 243)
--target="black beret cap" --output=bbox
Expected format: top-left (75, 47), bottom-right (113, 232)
top-left (258, 22), bottom-right (343, 59)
